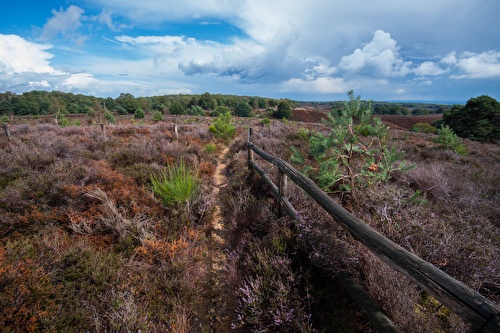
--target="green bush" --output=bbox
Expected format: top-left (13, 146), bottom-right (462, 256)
top-left (234, 101), bottom-right (252, 117)
top-left (295, 127), bottom-right (310, 139)
top-left (104, 110), bottom-right (116, 124)
top-left (169, 101), bottom-right (184, 115)
top-left (443, 95), bottom-right (500, 142)
top-left (186, 105), bottom-right (205, 116)
top-left (1, 114), bottom-right (9, 123)
top-left (208, 112), bottom-right (236, 140)
top-left (260, 117), bottom-right (271, 127)
top-left (210, 105), bottom-right (231, 117)
top-left (203, 142), bottom-right (218, 154)
top-left (434, 125), bottom-right (467, 155)
top-left (134, 108), bottom-right (145, 119)
top-left (274, 100), bottom-right (292, 119)
top-left (153, 111), bottom-right (163, 121)
top-left (150, 160), bottom-right (199, 207)
top-left (411, 122), bottom-right (436, 134)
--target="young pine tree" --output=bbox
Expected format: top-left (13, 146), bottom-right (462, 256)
top-left (291, 91), bottom-right (412, 197)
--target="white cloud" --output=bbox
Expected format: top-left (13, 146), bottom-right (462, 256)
top-left (441, 51), bottom-right (457, 65)
top-left (42, 5), bottom-right (87, 44)
top-left (450, 51), bottom-right (500, 79)
top-left (29, 80), bottom-right (51, 88)
top-left (62, 73), bottom-right (98, 89)
top-left (0, 34), bottom-right (58, 75)
top-left (3, 1), bottom-right (500, 100)
top-left (413, 61), bottom-right (448, 76)
top-left (338, 30), bottom-right (412, 77)
top-left (281, 77), bottom-right (348, 94)
top-left (95, 8), bottom-right (128, 31)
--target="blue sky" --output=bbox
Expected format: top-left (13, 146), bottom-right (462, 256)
top-left (1, 0), bottom-right (499, 102)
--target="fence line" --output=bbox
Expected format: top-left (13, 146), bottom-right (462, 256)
top-left (246, 128), bottom-right (500, 333)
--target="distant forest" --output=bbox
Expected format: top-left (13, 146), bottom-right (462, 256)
top-left (0, 90), bottom-right (452, 118)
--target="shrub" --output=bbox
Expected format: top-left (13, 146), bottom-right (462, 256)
top-left (434, 125), bottom-right (467, 155)
top-left (234, 100), bottom-right (252, 117)
top-left (210, 105), bottom-right (231, 117)
top-left (208, 112), bottom-right (236, 141)
top-left (203, 142), bottom-right (218, 154)
top-left (134, 108), bottom-right (145, 119)
top-left (274, 100), bottom-right (292, 119)
top-left (104, 110), bottom-right (116, 124)
top-left (443, 95), bottom-right (500, 142)
top-left (1, 114), bottom-right (9, 123)
top-left (411, 122), bottom-right (437, 134)
top-left (153, 110), bottom-right (163, 121)
top-left (150, 160), bottom-right (199, 207)
top-left (295, 127), bottom-right (310, 139)
top-left (186, 105), bottom-right (205, 116)
top-left (169, 101), bottom-right (185, 115)
top-left (260, 117), bottom-right (271, 127)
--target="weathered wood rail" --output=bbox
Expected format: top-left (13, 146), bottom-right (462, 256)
top-left (246, 128), bottom-right (500, 332)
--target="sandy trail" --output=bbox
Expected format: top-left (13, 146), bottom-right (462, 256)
top-left (206, 145), bottom-right (231, 332)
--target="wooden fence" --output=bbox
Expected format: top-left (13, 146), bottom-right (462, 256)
top-left (246, 128), bottom-right (500, 333)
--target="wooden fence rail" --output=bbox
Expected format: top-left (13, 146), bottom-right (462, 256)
top-left (246, 129), bottom-right (500, 333)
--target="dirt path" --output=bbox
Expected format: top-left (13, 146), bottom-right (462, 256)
top-left (206, 145), bottom-right (232, 332)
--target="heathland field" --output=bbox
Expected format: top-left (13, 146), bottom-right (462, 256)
top-left (1, 112), bottom-right (499, 332)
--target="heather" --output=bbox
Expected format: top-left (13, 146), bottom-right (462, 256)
top-left (0, 111), bottom-right (498, 332)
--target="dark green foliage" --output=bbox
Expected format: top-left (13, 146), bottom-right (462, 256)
top-left (199, 92), bottom-right (218, 110)
top-left (373, 103), bottom-right (411, 115)
top-left (274, 100), bottom-right (292, 119)
top-left (134, 108), bottom-right (145, 119)
top-left (234, 100), bottom-right (252, 117)
top-left (116, 93), bottom-right (140, 114)
top-left (169, 101), bottom-right (185, 115)
top-left (210, 105), bottom-right (231, 117)
top-left (443, 95), bottom-right (500, 142)
top-left (186, 105), bottom-right (205, 116)
top-left (112, 105), bottom-right (128, 115)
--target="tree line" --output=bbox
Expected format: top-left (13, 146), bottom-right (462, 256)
top-left (0, 90), bottom-right (293, 119)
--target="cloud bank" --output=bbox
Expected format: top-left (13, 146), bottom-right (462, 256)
top-left (1, 0), bottom-right (499, 100)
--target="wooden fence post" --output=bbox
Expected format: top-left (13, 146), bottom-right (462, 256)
top-left (174, 124), bottom-right (179, 139)
top-left (100, 123), bottom-right (106, 139)
top-left (3, 123), bottom-right (11, 141)
top-left (278, 170), bottom-right (288, 217)
top-left (247, 128), bottom-right (254, 168)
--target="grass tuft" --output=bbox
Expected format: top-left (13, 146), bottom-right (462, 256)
top-left (150, 160), bottom-right (199, 208)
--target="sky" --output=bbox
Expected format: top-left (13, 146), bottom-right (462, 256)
top-left (1, 1), bottom-right (499, 102)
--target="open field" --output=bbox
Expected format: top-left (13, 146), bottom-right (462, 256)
top-left (0, 113), bottom-right (498, 332)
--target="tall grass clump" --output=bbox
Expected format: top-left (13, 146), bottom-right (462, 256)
top-left (150, 160), bottom-right (199, 207)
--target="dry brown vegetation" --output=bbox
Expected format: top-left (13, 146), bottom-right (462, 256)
top-left (1, 114), bottom-right (499, 332)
